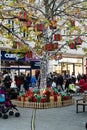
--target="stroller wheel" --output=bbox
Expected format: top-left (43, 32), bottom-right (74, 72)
top-left (0, 113), bottom-right (2, 118)
top-left (15, 112), bottom-right (20, 117)
top-left (9, 111), bottom-right (14, 116)
top-left (3, 114), bottom-right (8, 119)
top-left (85, 122), bottom-right (87, 130)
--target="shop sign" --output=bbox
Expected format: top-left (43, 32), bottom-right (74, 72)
top-left (30, 60), bottom-right (40, 69)
top-left (1, 51), bottom-right (25, 61)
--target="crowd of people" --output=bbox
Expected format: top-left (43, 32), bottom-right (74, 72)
top-left (0, 70), bottom-right (86, 97)
top-left (46, 72), bottom-right (87, 93)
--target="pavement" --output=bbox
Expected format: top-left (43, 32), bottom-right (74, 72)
top-left (0, 95), bottom-right (87, 130)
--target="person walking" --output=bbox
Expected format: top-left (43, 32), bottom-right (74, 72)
top-left (30, 75), bottom-right (37, 88)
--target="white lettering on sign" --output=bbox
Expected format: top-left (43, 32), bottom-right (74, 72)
top-left (34, 62), bottom-right (40, 66)
top-left (5, 53), bottom-right (20, 60)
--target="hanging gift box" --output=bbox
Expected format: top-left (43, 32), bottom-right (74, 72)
top-left (27, 20), bottom-right (32, 27)
top-left (25, 52), bottom-right (29, 60)
top-left (12, 41), bottom-right (17, 49)
top-left (70, 20), bottom-right (75, 26)
top-left (30, 0), bottom-right (35, 3)
top-left (13, 41), bottom-right (22, 49)
top-left (25, 51), bottom-right (33, 60)
top-left (50, 25), bottom-right (57, 29)
top-left (43, 44), bottom-right (47, 51)
top-left (24, 20), bottom-right (32, 27)
top-left (54, 34), bottom-right (62, 41)
top-left (43, 43), bottom-right (54, 51)
top-left (19, 11), bottom-right (27, 21)
top-left (35, 24), bottom-right (45, 31)
top-left (47, 43), bottom-right (54, 51)
top-left (29, 51), bottom-right (33, 58)
top-left (50, 20), bottom-right (57, 29)
top-left (53, 43), bottom-right (58, 50)
top-left (24, 11), bottom-right (27, 19)
top-left (58, 53), bottom-right (62, 60)
top-left (54, 55), bottom-right (57, 60)
top-left (74, 37), bottom-right (82, 45)
top-left (16, 42), bottom-right (22, 49)
top-left (19, 11), bottom-right (22, 19)
top-left (69, 42), bottom-right (76, 49)
top-left (38, 50), bottom-right (42, 56)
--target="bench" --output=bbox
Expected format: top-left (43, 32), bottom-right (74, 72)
top-left (76, 94), bottom-right (87, 113)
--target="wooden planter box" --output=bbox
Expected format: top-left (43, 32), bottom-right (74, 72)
top-left (11, 100), bottom-right (62, 109)
top-left (11, 100), bottom-right (24, 108)
top-left (24, 101), bottom-right (62, 109)
top-left (11, 98), bottom-right (74, 109)
top-left (62, 98), bottom-right (75, 107)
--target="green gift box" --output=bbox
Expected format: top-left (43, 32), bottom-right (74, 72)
top-left (37, 95), bottom-right (42, 103)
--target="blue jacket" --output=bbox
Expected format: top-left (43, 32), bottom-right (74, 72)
top-left (30, 76), bottom-right (36, 84)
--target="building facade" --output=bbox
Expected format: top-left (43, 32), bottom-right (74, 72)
top-left (48, 47), bottom-right (87, 76)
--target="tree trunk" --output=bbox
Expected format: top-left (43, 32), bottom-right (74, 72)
top-left (40, 59), bottom-right (48, 89)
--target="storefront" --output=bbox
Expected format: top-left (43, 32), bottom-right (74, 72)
top-left (1, 51), bottom-right (40, 76)
top-left (1, 51), bottom-right (86, 77)
top-left (48, 56), bottom-right (84, 77)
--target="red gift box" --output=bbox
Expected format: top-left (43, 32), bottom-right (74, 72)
top-left (54, 34), bottom-right (62, 41)
top-left (64, 96), bottom-right (69, 100)
top-left (33, 97), bottom-right (37, 102)
top-left (50, 25), bottom-right (57, 29)
top-left (69, 43), bottom-right (76, 49)
top-left (35, 24), bottom-right (45, 31)
top-left (74, 37), bottom-right (82, 45)
top-left (19, 11), bottom-right (27, 20)
top-left (26, 51), bottom-right (33, 59)
top-left (26, 52), bottom-right (29, 60)
top-left (58, 53), bottom-right (62, 60)
top-left (19, 11), bottom-right (22, 19)
top-left (54, 43), bottom-right (58, 49)
top-left (70, 20), bottom-right (75, 26)
top-left (24, 20), bottom-right (32, 27)
top-left (17, 96), bottom-right (21, 101)
top-left (27, 20), bottom-right (32, 27)
top-left (47, 43), bottom-right (54, 51)
top-left (43, 43), bottom-right (54, 51)
top-left (41, 98), bottom-right (45, 103)
top-left (43, 44), bottom-right (47, 51)
top-left (54, 95), bottom-right (57, 102)
top-left (29, 51), bottom-right (33, 58)
top-left (50, 20), bottom-right (57, 29)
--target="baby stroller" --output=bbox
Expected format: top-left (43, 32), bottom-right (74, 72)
top-left (68, 83), bottom-right (81, 94)
top-left (67, 83), bottom-right (77, 93)
top-left (0, 87), bottom-right (20, 119)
